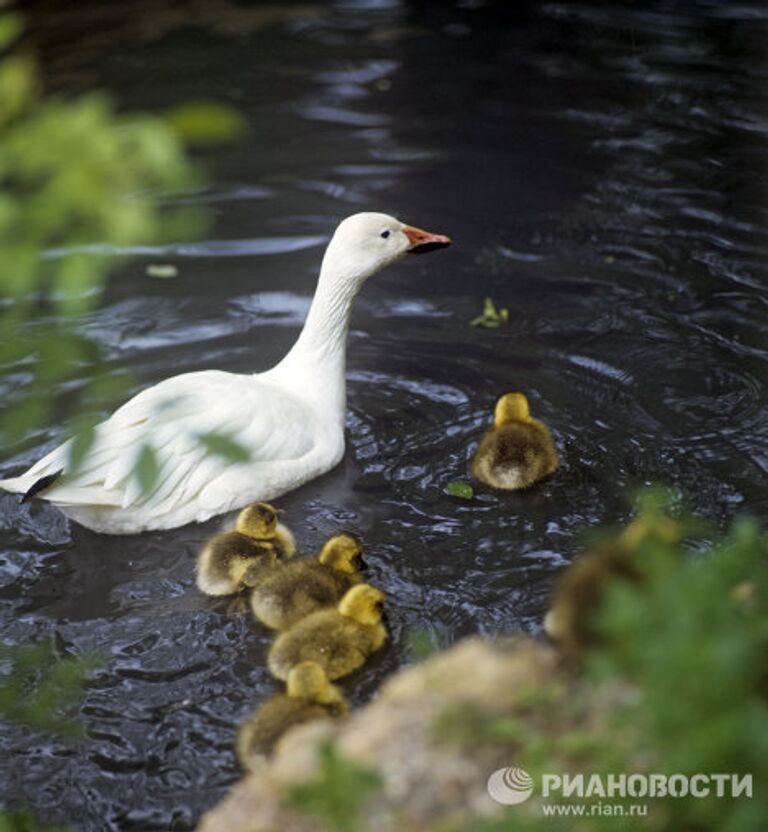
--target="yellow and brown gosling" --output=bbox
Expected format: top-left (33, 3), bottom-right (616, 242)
top-left (471, 392), bottom-right (558, 490)
top-left (250, 533), bottom-right (364, 630)
top-left (543, 543), bottom-right (641, 661)
top-left (267, 584), bottom-right (387, 681)
top-left (236, 661), bottom-right (348, 772)
top-left (196, 502), bottom-right (296, 597)
top-left (545, 511), bottom-right (683, 661)
top-left (235, 502), bottom-right (296, 560)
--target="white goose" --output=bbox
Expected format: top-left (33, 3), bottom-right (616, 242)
top-left (0, 213), bottom-right (450, 534)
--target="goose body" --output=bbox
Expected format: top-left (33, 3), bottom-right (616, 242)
top-left (0, 214), bottom-right (449, 534)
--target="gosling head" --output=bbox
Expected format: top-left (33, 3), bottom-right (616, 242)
top-left (318, 533), bottom-right (364, 574)
top-left (286, 661), bottom-right (341, 704)
top-left (236, 502), bottom-right (279, 539)
top-left (493, 392), bottom-right (531, 426)
top-left (338, 583), bottom-right (386, 626)
top-left (322, 212), bottom-right (451, 285)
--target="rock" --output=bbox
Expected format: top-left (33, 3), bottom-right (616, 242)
top-left (197, 635), bottom-right (557, 832)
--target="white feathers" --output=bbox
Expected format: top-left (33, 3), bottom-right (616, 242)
top-left (0, 212), bottom-right (447, 533)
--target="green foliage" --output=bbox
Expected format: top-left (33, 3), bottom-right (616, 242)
top-left (0, 642), bottom-right (97, 738)
top-left (0, 10), bottom-right (201, 457)
top-left (0, 93), bottom-right (200, 306)
top-left (428, 499), bottom-right (768, 832)
top-left (287, 741), bottom-right (383, 832)
top-left (586, 513), bottom-right (768, 832)
top-left (0, 10), bottom-right (250, 494)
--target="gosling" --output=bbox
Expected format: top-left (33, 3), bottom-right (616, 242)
top-left (236, 661), bottom-right (348, 772)
top-left (250, 533), bottom-right (364, 630)
top-left (196, 502), bottom-right (296, 596)
top-left (471, 392), bottom-right (558, 490)
top-left (268, 584), bottom-right (387, 681)
top-left (544, 511), bottom-right (683, 659)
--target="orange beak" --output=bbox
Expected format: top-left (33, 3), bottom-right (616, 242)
top-left (402, 224), bottom-right (452, 254)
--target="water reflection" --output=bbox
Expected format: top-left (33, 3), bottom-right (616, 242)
top-left (2, 1), bottom-right (768, 829)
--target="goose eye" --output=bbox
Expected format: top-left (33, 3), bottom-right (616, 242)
top-left (380, 230), bottom-right (390, 239)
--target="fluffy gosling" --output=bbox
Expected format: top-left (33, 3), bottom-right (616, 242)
top-left (196, 502), bottom-right (295, 596)
top-left (250, 533), bottom-right (364, 630)
top-left (471, 392), bottom-right (558, 490)
top-left (268, 584), bottom-right (387, 681)
top-left (236, 661), bottom-right (348, 772)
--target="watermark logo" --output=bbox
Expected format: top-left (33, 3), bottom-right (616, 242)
top-left (486, 766), bottom-right (534, 805)
top-left (486, 767), bottom-right (753, 816)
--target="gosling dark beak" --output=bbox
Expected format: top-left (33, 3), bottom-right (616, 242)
top-left (403, 224), bottom-right (452, 254)
top-left (357, 555), bottom-right (368, 570)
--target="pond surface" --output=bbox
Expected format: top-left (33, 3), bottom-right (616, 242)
top-left (2, 1), bottom-right (768, 829)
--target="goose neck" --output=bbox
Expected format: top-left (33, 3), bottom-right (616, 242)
top-left (278, 263), bottom-right (361, 377)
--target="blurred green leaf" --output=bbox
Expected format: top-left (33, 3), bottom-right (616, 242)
top-left (0, 807), bottom-right (69, 832)
top-left (0, 642), bottom-right (98, 738)
top-left (288, 742), bottom-right (382, 832)
top-left (0, 54), bottom-right (34, 125)
top-left (197, 432), bottom-right (250, 463)
top-left (68, 421), bottom-right (96, 475)
top-left (0, 14), bottom-right (226, 466)
top-left (406, 628), bottom-right (442, 661)
top-left (164, 102), bottom-right (247, 145)
top-left (56, 254), bottom-right (104, 313)
top-left (135, 444), bottom-right (159, 494)
top-left (0, 12), bottom-right (23, 49)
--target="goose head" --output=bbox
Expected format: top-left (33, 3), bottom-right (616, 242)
top-left (322, 212), bottom-right (451, 284)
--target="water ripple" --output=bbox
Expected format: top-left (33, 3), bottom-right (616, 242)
top-left (3, 1), bottom-right (768, 829)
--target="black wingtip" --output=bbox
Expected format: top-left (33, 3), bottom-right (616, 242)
top-left (21, 470), bottom-right (64, 503)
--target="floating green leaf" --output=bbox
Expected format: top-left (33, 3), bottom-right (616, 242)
top-left (470, 296), bottom-right (509, 328)
top-left (444, 481), bottom-right (474, 499)
top-left (146, 263), bottom-right (178, 279)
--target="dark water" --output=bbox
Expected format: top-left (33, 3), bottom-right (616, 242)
top-left (2, 1), bottom-right (768, 829)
